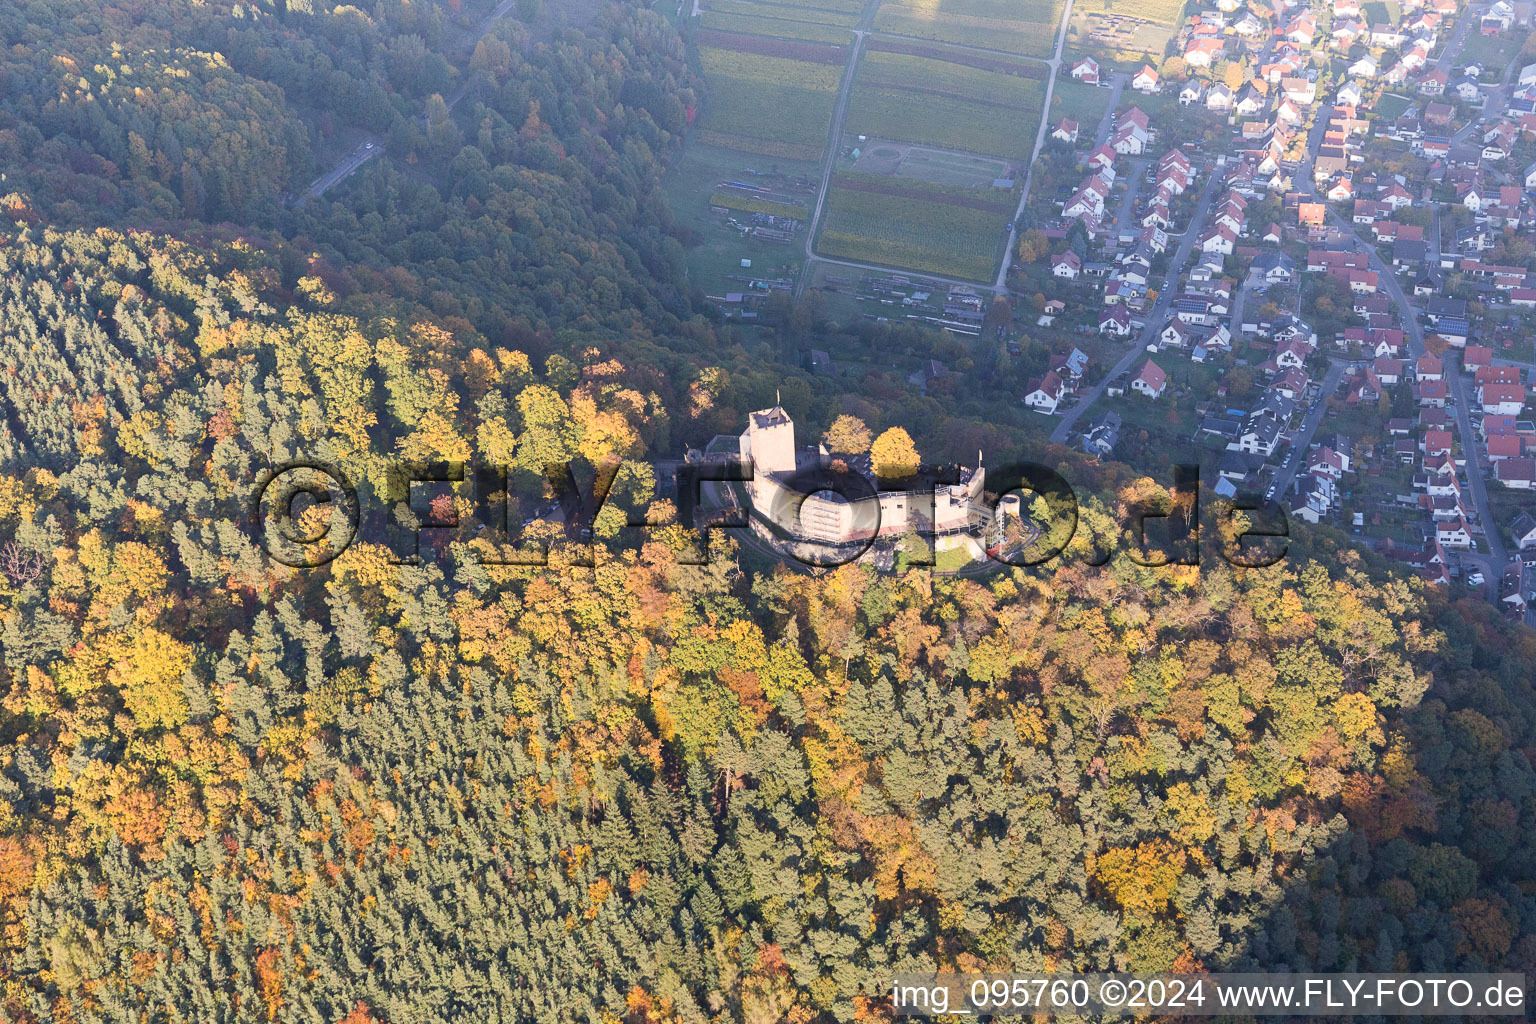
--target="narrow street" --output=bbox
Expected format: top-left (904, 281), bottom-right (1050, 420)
top-left (1269, 359), bottom-right (1349, 498)
top-left (1050, 167), bottom-right (1227, 446)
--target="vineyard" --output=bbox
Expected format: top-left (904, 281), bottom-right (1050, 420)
top-left (757, 0), bottom-right (865, 11)
top-left (858, 50), bottom-right (1046, 106)
top-left (695, 45), bottom-right (844, 160)
top-left (844, 87), bottom-right (1039, 160)
top-left (818, 182), bottom-right (1007, 280)
top-left (842, 48), bottom-right (1045, 160)
top-left (706, 0), bottom-right (859, 25)
top-left (699, 8), bottom-right (856, 45)
top-left (873, 0), bottom-right (1065, 58)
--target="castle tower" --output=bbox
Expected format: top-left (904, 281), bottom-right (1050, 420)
top-left (739, 396), bottom-right (796, 504)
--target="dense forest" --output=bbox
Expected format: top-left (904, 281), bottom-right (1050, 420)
top-left (0, 1), bottom-right (1531, 1023)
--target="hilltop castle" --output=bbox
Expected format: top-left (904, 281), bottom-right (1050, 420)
top-left (736, 401), bottom-right (987, 553)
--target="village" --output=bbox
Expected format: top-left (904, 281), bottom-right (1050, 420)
top-left (1007, 0), bottom-right (1536, 622)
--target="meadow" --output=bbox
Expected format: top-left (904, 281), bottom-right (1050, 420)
top-left (818, 180), bottom-right (1009, 280)
top-left (695, 45), bottom-right (843, 160)
top-left (872, 0), bottom-right (1065, 58)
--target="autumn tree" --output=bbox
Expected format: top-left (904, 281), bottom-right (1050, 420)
top-left (823, 415), bottom-right (872, 454)
top-left (870, 427), bottom-right (920, 478)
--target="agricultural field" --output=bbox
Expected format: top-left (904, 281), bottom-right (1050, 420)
top-left (844, 49), bottom-right (1046, 159)
top-left (872, 0), bottom-right (1065, 58)
top-left (699, 0), bottom-right (858, 44)
top-left (818, 173), bottom-right (1014, 280)
top-left (694, 42), bottom-right (845, 160)
top-left (662, 141), bottom-right (818, 297)
top-left (708, 188), bottom-right (811, 220)
top-left (850, 142), bottom-right (1014, 187)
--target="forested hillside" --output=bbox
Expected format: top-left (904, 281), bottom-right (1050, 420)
top-left (0, 1), bottom-right (1531, 1022)
top-left (0, 227), bottom-right (1530, 1024)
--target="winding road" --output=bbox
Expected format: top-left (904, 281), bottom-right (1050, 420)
top-left (293, 0), bottom-right (521, 204)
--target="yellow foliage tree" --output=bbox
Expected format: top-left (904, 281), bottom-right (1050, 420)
top-left (822, 415), bottom-right (872, 455)
top-left (869, 427), bottom-right (920, 479)
top-left (1094, 841), bottom-right (1186, 916)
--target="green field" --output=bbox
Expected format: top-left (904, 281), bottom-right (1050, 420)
top-left (819, 184), bottom-right (1009, 280)
top-left (696, 47), bottom-right (843, 159)
top-left (1048, 78), bottom-right (1113, 132)
top-left (1361, 0), bottom-right (1400, 22)
top-left (1375, 92), bottom-right (1411, 121)
top-left (844, 50), bottom-right (1044, 159)
top-left (699, 9), bottom-right (856, 43)
top-left (873, 0), bottom-right (1065, 58)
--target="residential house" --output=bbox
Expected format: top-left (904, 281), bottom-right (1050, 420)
top-left (1481, 382), bottom-right (1528, 416)
top-left (1230, 415), bottom-right (1284, 456)
top-left (1437, 518), bottom-right (1475, 548)
top-left (1132, 360), bottom-right (1168, 398)
top-left (1252, 251), bottom-right (1297, 285)
top-left (1349, 55), bottom-right (1378, 79)
top-left (1099, 306), bottom-right (1132, 336)
top-left (1511, 511), bottom-right (1536, 550)
top-left (1024, 371), bottom-right (1067, 414)
top-left (1496, 457), bottom-right (1536, 488)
